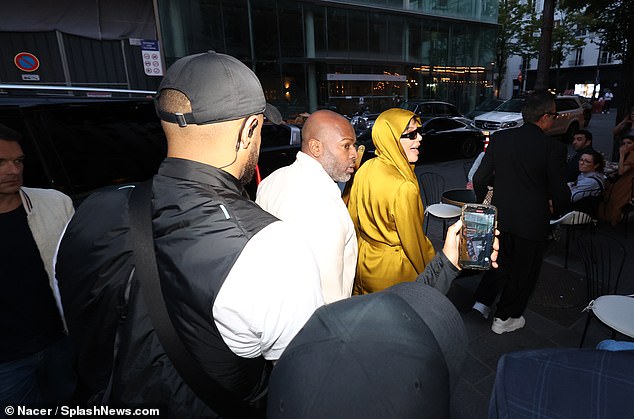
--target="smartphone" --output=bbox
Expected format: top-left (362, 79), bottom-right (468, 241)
top-left (459, 204), bottom-right (497, 270)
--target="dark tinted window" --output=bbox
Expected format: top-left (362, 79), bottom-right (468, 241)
top-left (424, 118), bottom-right (462, 132)
top-left (261, 124), bottom-right (291, 148)
top-left (434, 103), bottom-right (459, 117)
top-left (555, 98), bottom-right (579, 112)
top-left (30, 101), bottom-right (166, 200)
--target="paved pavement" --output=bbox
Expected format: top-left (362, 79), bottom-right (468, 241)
top-left (415, 111), bottom-right (633, 419)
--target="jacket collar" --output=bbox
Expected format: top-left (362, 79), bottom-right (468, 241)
top-left (157, 157), bottom-right (249, 197)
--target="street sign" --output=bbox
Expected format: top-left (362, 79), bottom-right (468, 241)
top-left (14, 52), bottom-right (40, 72)
top-left (141, 40), bottom-right (163, 77)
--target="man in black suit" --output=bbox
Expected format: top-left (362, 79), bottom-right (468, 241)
top-left (471, 91), bottom-right (570, 334)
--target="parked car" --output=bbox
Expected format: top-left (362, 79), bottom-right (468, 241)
top-left (473, 95), bottom-right (586, 141)
top-left (352, 100), bottom-right (462, 149)
top-left (465, 98), bottom-right (505, 120)
top-left (0, 86), bottom-right (301, 203)
top-left (419, 117), bottom-right (485, 160)
top-left (398, 100), bottom-right (462, 121)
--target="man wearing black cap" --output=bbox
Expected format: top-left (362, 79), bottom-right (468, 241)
top-left (56, 52), bottom-right (323, 418)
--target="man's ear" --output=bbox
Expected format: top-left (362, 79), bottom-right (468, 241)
top-left (240, 116), bottom-right (260, 149)
top-left (308, 138), bottom-right (321, 157)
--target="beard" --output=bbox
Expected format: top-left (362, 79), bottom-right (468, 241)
top-left (240, 144), bottom-right (259, 185)
top-left (321, 149), bottom-right (352, 183)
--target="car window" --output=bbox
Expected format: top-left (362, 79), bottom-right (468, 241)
top-left (423, 118), bottom-right (462, 132)
top-left (261, 124), bottom-right (291, 148)
top-left (419, 103), bottom-right (434, 115)
top-left (496, 99), bottom-right (525, 112)
top-left (434, 103), bottom-right (460, 117)
top-left (399, 102), bottom-right (418, 112)
top-left (30, 101), bottom-right (166, 199)
top-left (555, 98), bottom-right (579, 112)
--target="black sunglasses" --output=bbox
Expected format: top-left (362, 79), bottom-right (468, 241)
top-left (543, 111), bottom-right (560, 119)
top-left (401, 127), bottom-right (422, 140)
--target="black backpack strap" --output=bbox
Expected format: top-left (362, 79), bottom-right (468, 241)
top-left (128, 180), bottom-right (239, 416)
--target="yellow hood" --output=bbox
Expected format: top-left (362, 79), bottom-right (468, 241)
top-left (372, 108), bottom-right (419, 182)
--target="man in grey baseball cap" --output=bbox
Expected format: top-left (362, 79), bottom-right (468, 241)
top-left (57, 51), bottom-right (323, 417)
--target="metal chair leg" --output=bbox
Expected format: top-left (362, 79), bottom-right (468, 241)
top-left (579, 311), bottom-right (593, 348)
top-left (564, 225), bottom-right (571, 269)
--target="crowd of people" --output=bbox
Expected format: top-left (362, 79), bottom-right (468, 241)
top-left (1, 51), bottom-right (632, 418)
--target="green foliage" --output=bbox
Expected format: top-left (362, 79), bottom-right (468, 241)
top-left (551, 8), bottom-right (585, 68)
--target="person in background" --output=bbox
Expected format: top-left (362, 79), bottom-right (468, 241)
top-left (569, 150), bottom-right (605, 202)
top-left (599, 135), bottom-right (634, 225)
top-left (347, 108), bottom-right (435, 295)
top-left (471, 91), bottom-right (570, 334)
top-left (565, 129), bottom-right (596, 182)
top-left (257, 110), bottom-right (358, 303)
top-left (612, 107), bottom-right (634, 139)
top-left (0, 124), bottom-right (76, 408)
top-left (602, 89), bottom-right (613, 114)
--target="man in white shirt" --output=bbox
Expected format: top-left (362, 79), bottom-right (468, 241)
top-left (257, 110), bottom-right (358, 303)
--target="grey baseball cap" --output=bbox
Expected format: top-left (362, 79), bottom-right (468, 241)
top-left (155, 51), bottom-right (282, 126)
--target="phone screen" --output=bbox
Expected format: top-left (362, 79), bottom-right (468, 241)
top-left (459, 204), bottom-right (497, 270)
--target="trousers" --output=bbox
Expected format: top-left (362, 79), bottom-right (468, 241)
top-left (0, 336), bottom-right (76, 414)
top-left (474, 231), bottom-right (546, 319)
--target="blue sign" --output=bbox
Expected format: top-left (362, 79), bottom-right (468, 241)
top-left (141, 40), bottom-right (159, 51)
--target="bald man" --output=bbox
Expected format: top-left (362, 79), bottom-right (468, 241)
top-left (257, 110), bottom-right (358, 303)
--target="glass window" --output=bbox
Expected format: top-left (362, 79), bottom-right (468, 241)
top-left (306, 6), bottom-right (327, 57)
top-left (327, 8), bottom-right (348, 57)
top-left (222, 1), bottom-right (250, 61)
top-left (369, 13), bottom-right (387, 58)
top-left (252, 0), bottom-right (279, 60)
top-left (278, 0), bottom-right (304, 57)
top-left (349, 10), bottom-right (368, 59)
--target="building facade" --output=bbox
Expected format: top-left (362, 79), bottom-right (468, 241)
top-left (1, 0), bottom-right (498, 117)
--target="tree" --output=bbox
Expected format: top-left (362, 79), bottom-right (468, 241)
top-left (535, 0), bottom-right (555, 90)
top-left (550, 8), bottom-right (586, 91)
top-left (561, 0), bottom-right (634, 158)
top-left (495, 0), bottom-right (540, 97)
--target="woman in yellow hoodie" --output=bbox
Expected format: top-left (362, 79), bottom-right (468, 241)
top-left (348, 108), bottom-right (435, 294)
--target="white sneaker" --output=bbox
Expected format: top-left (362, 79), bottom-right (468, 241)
top-left (472, 302), bottom-right (491, 319)
top-left (491, 316), bottom-right (525, 334)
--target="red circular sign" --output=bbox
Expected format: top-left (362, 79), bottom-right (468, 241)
top-left (14, 52), bottom-right (40, 72)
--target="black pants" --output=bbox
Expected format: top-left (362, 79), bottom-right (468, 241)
top-left (474, 232), bottom-right (547, 320)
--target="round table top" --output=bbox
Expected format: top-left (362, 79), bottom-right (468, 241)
top-left (591, 295), bottom-right (634, 339)
top-left (441, 189), bottom-right (477, 207)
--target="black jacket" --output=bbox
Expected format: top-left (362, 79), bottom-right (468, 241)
top-left (473, 123), bottom-right (570, 241)
top-left (57, 158), bottom-right (278, 418)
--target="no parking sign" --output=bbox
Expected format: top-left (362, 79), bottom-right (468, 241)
top-left (14, 52), bottom-right (40, 72)
top-left (141, 40), bottom-right (163, 76)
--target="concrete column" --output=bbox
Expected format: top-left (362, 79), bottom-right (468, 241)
top-left (305, 10), bottom-right (318, 112)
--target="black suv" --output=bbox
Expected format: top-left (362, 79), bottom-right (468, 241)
top-left (0, 86), bottom-right (301, 203)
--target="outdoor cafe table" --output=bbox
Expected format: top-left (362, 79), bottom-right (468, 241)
top-left (441, 189), bottom-right (477, 207)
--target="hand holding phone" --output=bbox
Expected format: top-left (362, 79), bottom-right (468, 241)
top-left (459, 204), bottom-right (497, 270)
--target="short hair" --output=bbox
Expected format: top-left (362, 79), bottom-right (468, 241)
top-left (521, 91), bottom-right (555, 124)
top-left (155, 88), bottom-right (193, 115)
top-left (573, 129), bottom-right (593, 143)
top-left (583, 150), bottom-right (604, 172)
top-left (0, 124), bottom-right (22, 143)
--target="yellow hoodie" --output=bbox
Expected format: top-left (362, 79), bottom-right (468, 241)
top-left (348, 108), bottom-right (435, 294)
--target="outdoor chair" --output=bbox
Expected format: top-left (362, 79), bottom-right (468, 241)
top-left (417, 172), bottom-right (461, 239)
top-left (549, 210), bottom-right (596, 269)
top-left (577, 232), bottom-right (627, 347)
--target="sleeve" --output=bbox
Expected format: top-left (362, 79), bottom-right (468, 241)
top-left (548, 140), bottom-right (572, 217)
top-left (473, 140), bottom-right (495, 203)
top-left (415, 251), bottom-right (460, 295)
top-left (394, 181), bottom-right (435, 274)
top-left (213, 222), bottom-right (324, 361)
top-left (570, 175), bottom-right (603, 202)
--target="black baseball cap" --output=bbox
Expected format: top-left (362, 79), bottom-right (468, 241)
top-left (155, 51), bottom-right (282, 126)
top-left (267, 282), bottom-right (468, 419)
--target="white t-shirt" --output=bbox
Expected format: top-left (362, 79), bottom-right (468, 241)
top-left (256, 152), bottom-right (358, 304)
top-left (213, 220), bottom-right (324, 361)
